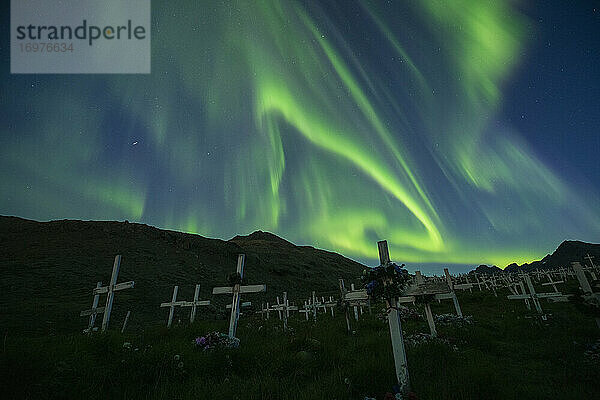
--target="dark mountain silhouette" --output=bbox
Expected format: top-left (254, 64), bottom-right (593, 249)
top-left (503, 240), bottom-right (600, 272)
top-left (471, 264), bottom-right (503, 275)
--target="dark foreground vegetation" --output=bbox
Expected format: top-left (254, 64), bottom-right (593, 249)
top-left (2, 286), bottom-right (599, 400)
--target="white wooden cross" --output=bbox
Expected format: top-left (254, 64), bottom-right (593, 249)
top-left (299, 301), bottom-right (311, 321)
top-left (444, 268), bottom-right (463, 317)
top-left (377, 240), bottom-right (411, 395)
top-left (89, 255), bottom-right (135, 332)
top-left (350, 284), bottom-right (361, 321)
top-left (260, 302), bottom-right (272, 319)
top-left (582, 256), bottom-right (598, 281)
top-left (298, 292), bottom-right (320, 322)
top-left (507, 274), bottom-right (570, 315)
top-left (325, 296), bottom-right (336, 317)
top-left (572, 262), bottom-right (600, 303)
top-left (212, 254), bottom-right (266, 338)
top-left (540, 271), bottom-right (564, 293)
top-left (81, 281), bottom-right (104, 333)
top-left (226, 301), bottom-right (252, 319)
top-left (584, 254), bottom-right (597, 269)
top-left (271, 292), bottom-right (298, 330)
top-left (161, 284), bottom-right (211, 327)
top-left (414, 271), bottom-right (437, 337)
top-left (186, 284), bottom-right (211, 323)
top-left (473, 274), bottom-right (486, 291)
top-left (161, 285), bottom-right (183, 328)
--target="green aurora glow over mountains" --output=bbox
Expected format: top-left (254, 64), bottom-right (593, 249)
top-left (1, 0), bottom-right (599, 268)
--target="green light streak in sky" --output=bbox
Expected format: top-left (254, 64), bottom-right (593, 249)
top-left (2, 0), bottom-right (599, 269)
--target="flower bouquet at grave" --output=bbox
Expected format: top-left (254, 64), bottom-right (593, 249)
top-left (434, 313), bottom-right (473, 326)
top-left (194, 331), bottom-right (240, 351)
top-left (377, 305), bottom-right (421, 322)
top-left (361, 262), bottom-right (410, 302)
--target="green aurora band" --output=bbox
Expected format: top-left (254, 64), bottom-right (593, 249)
top-left (1, 0), bottom-right (599, 268)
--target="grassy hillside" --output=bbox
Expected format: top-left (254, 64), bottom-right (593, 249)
top-left (0, 216), bottom-right (365, 335)
top-left (1, 284), bottom-right (599, 400)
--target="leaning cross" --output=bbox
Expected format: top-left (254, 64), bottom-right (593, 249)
top-left (572, 262), bottom-right (599, 304)
top-left (584, 254), bottom-right (597, 269)
top-left (507, 273), bottom-right (570, 315)
top-left (80, 281), bottom-right (104, 333)
top-left (444, 268), bottom-right (463, 317)
top-left (414, 271), bottom-right (437, 336)
top-left (212, 254), bottom-right (266, 338)
top-left (91, 255), bottom-right (135, 332)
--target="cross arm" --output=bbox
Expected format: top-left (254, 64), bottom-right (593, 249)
top-left (434, 292), bottom-right (455, 301)
top-left (240, 284), bottom-right (266, 294)
top-left (344, 289), bottom-right (368, 301)
top-left (93, 281), bottom-right (135, 294)
top-left (80, 306), bottom-right (105, 316)
top-left (507, 294), bottom-right (531, 300)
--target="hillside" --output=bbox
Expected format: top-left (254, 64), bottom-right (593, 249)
top-left (504, 240), bottom-right (600, 272)
top-left (0, 216), bottom-right (365, 335)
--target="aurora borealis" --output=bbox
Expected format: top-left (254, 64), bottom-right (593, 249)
top-left (1, 1), bottom-right (599, 269)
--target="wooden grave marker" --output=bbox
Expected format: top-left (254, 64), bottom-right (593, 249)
top-left (212, 254), bottom-right (266, 338)
top-left (80, 281), bottom-right (104, 333)
top-left (83, 255), bottom-right (134, 332)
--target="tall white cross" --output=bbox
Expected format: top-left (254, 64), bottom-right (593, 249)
top-left (90, 255), bottom-right (135, 332)
top-left (414, 271), bottom-right (437, 337)
top-left (444, 268), bottom-right (463, 317)
top-left (378, 240), bottom-right (410, 395)
top-left (212, 254), bottom-right (266, 338)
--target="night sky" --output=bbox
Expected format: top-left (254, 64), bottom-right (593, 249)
top-left (1, 1), bottom-right (598, 269)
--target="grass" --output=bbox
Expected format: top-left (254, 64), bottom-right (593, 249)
top-left (1, 285), bottom-right (599, 400)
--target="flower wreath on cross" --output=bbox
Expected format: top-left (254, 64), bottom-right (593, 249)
top-left (227, 272), bottom-right (245, 286)
top-left (361, 261), bottom-right (410, 303)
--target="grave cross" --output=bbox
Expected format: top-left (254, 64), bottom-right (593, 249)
top-left (271, 292), bottom-right (298, 330)
top-left (212, 254), bottom-right (266, 338)
top-left (90, 255), bottom-right (135, 332)
top-left (324, 296), bottom-right (336, 317)
top-left (160, 284), bottom-right (211, 327)
top-left (161, 285), bottom-right (183, 328)
top-left (572, 262), bottom-right (600, 303)
top-left (80, 281), bottom-right (104, 333)
top-left (378, 240), bottom-right (411, 395)
top-left (507, 274), bottom-right (570, 315)
top-left (414, 271), bottom-right (437, 337)
top-left (226, 301), bottom-right (252, 317)
top-left (186, 284), bottom-right (211, 323)
top-left (444, 268), bottom-right (463, 317)
top-left (584, 254), bottom-right (597, 269)
top-left (299, 301), bottom-right (311, 321)
top-left (540, 271), bottom-right (564, 293)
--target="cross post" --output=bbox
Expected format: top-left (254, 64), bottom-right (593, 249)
top-left (92, 255), bottom-right (134, 332)
top-left (378, 240), bottom-right (410, 395)
top-left (212, 254), bottom-right (266, 338)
